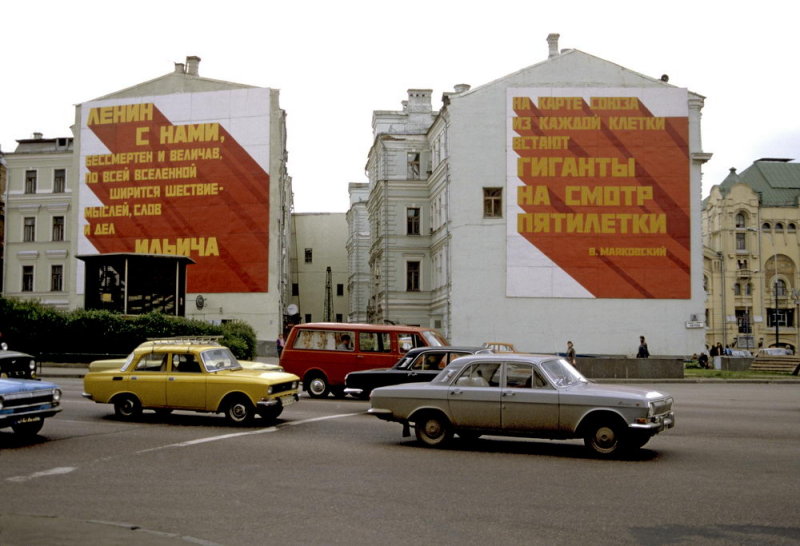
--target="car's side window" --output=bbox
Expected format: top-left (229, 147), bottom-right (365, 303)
top-left (505, 362), bottom-right (533, 388)
top-left (455, 362), bottom-right (502, 387)
top-left (420, 352), bottom-right (445, 370)
top-left (397, 333), bottom-right (423, 353)
top-left (135, 352), bottom-right (167, 372)
top-left (359, 332), bottom-right (391, 353)
top-left (173, 353), bottom-right (201, 373)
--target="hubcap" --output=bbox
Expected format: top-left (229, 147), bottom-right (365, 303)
top-left (594, 426), bottom-right (616, 451)
top-left (424, 420), bottom-right (442, 438)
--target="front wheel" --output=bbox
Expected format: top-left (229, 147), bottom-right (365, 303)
top-left (305, 374), bottom-right (330, 398)
top-left (113, 394), bottom-right (142, 419)
top-left (11, 419), bottom-right (44, 437)
top-left (224, 397), bottom-right (255, 426)
top-left (414, 413), bottom-right (453, 447)
top-left (259, 405), bottom-right (283, 424)
top-left (583, 420), bottom-right (625, 457)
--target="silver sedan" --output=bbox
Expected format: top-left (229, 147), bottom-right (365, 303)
top-left (368, 354), bottom-right (674, 457)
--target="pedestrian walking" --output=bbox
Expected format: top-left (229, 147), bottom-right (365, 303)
top-left (636, 335), bottom-right (650, 358)
top-left (566, 340), bottom-right (576, 365)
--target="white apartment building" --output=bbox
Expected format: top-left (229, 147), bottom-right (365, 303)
top-left (358, 34), bottom-right (708, 356)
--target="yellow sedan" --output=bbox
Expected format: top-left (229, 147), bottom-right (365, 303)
top-left (83, 341), bottom-right (299, 425)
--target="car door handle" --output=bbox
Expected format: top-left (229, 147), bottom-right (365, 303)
top-left (169, 377), bottom-right (176, 381)
top-left (502, 391), bottom-right (515, 397)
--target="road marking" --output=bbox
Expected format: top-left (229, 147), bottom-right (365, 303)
top-left (136, 411), bottom-right (364, 453)
top-left (6, 466), bottom-right (77, 482)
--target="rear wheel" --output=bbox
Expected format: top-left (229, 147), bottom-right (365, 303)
top-left (11, 419), bottom-right (44, 437)
top-left (305, 374), bottom-right (330, 398)
top-left (113, 394), bottom-right (142, 419)
top-left (414, 412), bottom-right (453, 447)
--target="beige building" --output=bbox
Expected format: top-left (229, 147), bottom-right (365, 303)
top-left (288, 213), bottom-right (348, 326)
top-left (2, 134), bottom-right (75, 309)
top-left (703, 158), bottom-right (800, 352)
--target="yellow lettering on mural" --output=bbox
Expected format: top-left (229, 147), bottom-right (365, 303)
top-left (85, 151), bottom-right (153, 166)
top-left (512, 97), bottom-right (532, 110)
top-left (512, 136), bottom-right (570, 151)
top-left (87, 103), bottom-right (154, 125)
top-left (101, 169), bottom-right (130, 183)
top-left (169, 147), bottom-right (222, 161)
top-left (109, 186), bottom-right (161, 200)
top-left (538, 97), bottom-right (583, 110)
top-left (164, 182), bottom-right (221, 197)
top-left (609, 117), bottom-right (665, 130)
top-left (135, 237), bottom-right (220, 257)
top-left (599, 246), bottom-right (667, 257)
top-left (517, 212), bottom-right (666, 234)
top-left (93, 223), bottom-right (116, 235)
top-left (565, 185), bottom-right (653, 206)
top-left (590, 97), bottom-right (640, 110)
top-left (512, 117), bottom-right (532, 131)
top-left (134, 165), bottom-right (198, 181)
top-left (517, 185), bottom-right (550, 206)
top-left (133, 203), bottom-right (162, 216)
top-left (85, 204), bottom-right (130, 218)
top-left (538, 117), bottom-right (600, 130)
top-left (136, 127), bottom-right (150, 145)
top-left (160, 123), bottom-right (221, 144)
top-left (518, 157), bottom-right (635, 178)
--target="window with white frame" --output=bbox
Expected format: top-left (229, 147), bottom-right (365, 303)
top-left (51, 265), bottom-right (64, 292)
top-left (52, 216), bottom-right (65, 241)
top-left (25, 170), bottom-right (37, 194)
top-left (407, 207), bottom-right (420, 235)
top-left (22, 266), bottom-right (34, 292)
top-left (53, 169), bottom-right (66, 193)
top-left (406, 261), bottom-right (421, 292)
top-left (483, 187), bottom-right (502, 218)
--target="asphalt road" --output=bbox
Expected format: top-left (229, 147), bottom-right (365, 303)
top-left (1, 380), bottom-right (799, 545)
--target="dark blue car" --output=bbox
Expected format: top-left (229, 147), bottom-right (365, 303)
top-left (0, 378), bottom-right (62, 437)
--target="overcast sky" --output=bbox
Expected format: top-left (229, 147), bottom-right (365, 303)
top-left (2, 1), bottom-right (798, 212)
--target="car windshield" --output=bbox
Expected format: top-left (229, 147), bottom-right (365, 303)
top-left (200, 348), bottom-right (242, 371)
top-left (540, 358), bottom-right (587, 387)
top-left (423, 330), bottom-right (447, 347)
top-left (393, 354), bottom-right (415, 370)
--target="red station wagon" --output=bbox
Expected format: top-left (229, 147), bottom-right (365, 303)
top-left (280, 323), bottom-right (448, 398)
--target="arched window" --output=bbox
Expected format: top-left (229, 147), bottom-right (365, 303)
top-left (745, 282), bottom-right (752, 296)
top-left (775, 279), bottom-right (787, 297)
top-left (735, 212), bottom-right (746, 228)
top-left (788, 223), bottom-right (797, 233)
top-left (734, 283), bottom-right (741, 296)
top-left (762, 222), bottom-right (772, 231)
top-left (775, 222), bottom-right (785, 232)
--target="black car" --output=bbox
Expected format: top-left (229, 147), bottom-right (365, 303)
top-left (344, 346), bottom-right (490, 399)
top-left (0, 350), bottom-right (38, 379)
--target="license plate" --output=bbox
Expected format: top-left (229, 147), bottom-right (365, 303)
top-left (15, 416), bottom-right (42, 424)
top-left (280, 395), bottom-right (295, 407)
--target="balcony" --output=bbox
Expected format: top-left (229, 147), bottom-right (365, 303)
top-left (736, 269), bottom-right (753, 279)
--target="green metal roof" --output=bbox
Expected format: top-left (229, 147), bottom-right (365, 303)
top-left (717, 159), bottom-right (800, 206)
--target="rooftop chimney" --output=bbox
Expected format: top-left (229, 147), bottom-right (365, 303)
top-left (185, 56), bottom-right (201, 76)
top-left (547, 33), bottom-right (560, 59)
top-left (174, 62), bottom-right (185, 74)
top-left (454, 84), bottom-right (471, 93)
top-left (33, 132), bottom-right (43, 140)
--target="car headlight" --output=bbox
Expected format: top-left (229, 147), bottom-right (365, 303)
top-left (53, 389), bottom-right (62, 403)
top-left (267, 386), bottom-right (274, 395)
top-left (29, 359), bottom-right (36, 370)
top-left (292, 381), bottom-right (299, 390)
top-left (648, 401), bottom-right (656, 417)
top-left (0, 397), bottom-right (4, 410)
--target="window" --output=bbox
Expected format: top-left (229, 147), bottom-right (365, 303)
top-left (733, 283), bottom-right (741, 296)
top-left (52, 216), bottom-right (65, 241)
top-left (735, 213), bottom-right (746, 228)
top-left (789, 223), bottom-right (797, 233)
top-left (767, 308), bottom-right (794, 328)
top-left (336, 283), bottom-right (344, 296)
top-left (406, 207), bottom-right (420, 235)
top-left (335, 313), bottom-right (343, 322)
top-left (304, 314), bottom-right (312, 323)
top-left (762, 222), bottom-right (772, 231)
top-left (455, 362), bottom-right (502, 388)
top-left (358, 332), bottom-right (392, 353)
top-left (135, 352), bottom-right (168, 372)
top-left (53, 169), bottom-right (66, 193)
top-left (25, 170), bottom-right (37, 193)
top-left (745, 282), bottom-right (752, 296)
top-left (22, 266), bottom-right (34, 292)
top-left (775, 222), bottom-right (785, 232)
top-left (483, 187), bottom-right (502, 218)
top-left (406, 261), bottom-right (420, 292)
top-left (304, 248), bottom-right (313, 263)
top-left (50, 265), bottom-right (63, 292)
top-left (774, 279), bottom-right (787, 297)
top-left (735, 232), bottom-right (746, 251)
top-left (23, 217), bottom-right (36, 242)
top-left (292, 283), bottom-right (299, 296)
top-left (736, 310), bottom-right (752, 333)
top-left (407, 152), bottom-right (420, 179)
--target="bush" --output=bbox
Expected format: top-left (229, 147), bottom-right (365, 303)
top-left (0, 297), bottom-right (257, 362)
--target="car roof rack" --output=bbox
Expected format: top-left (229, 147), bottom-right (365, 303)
top-left (144, 336), bottom-right (224, 346)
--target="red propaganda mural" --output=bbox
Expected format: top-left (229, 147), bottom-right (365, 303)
top-left (506, 88), bottom-right (690, 299)
top-left (79, 91), bottom-right (270, 293)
